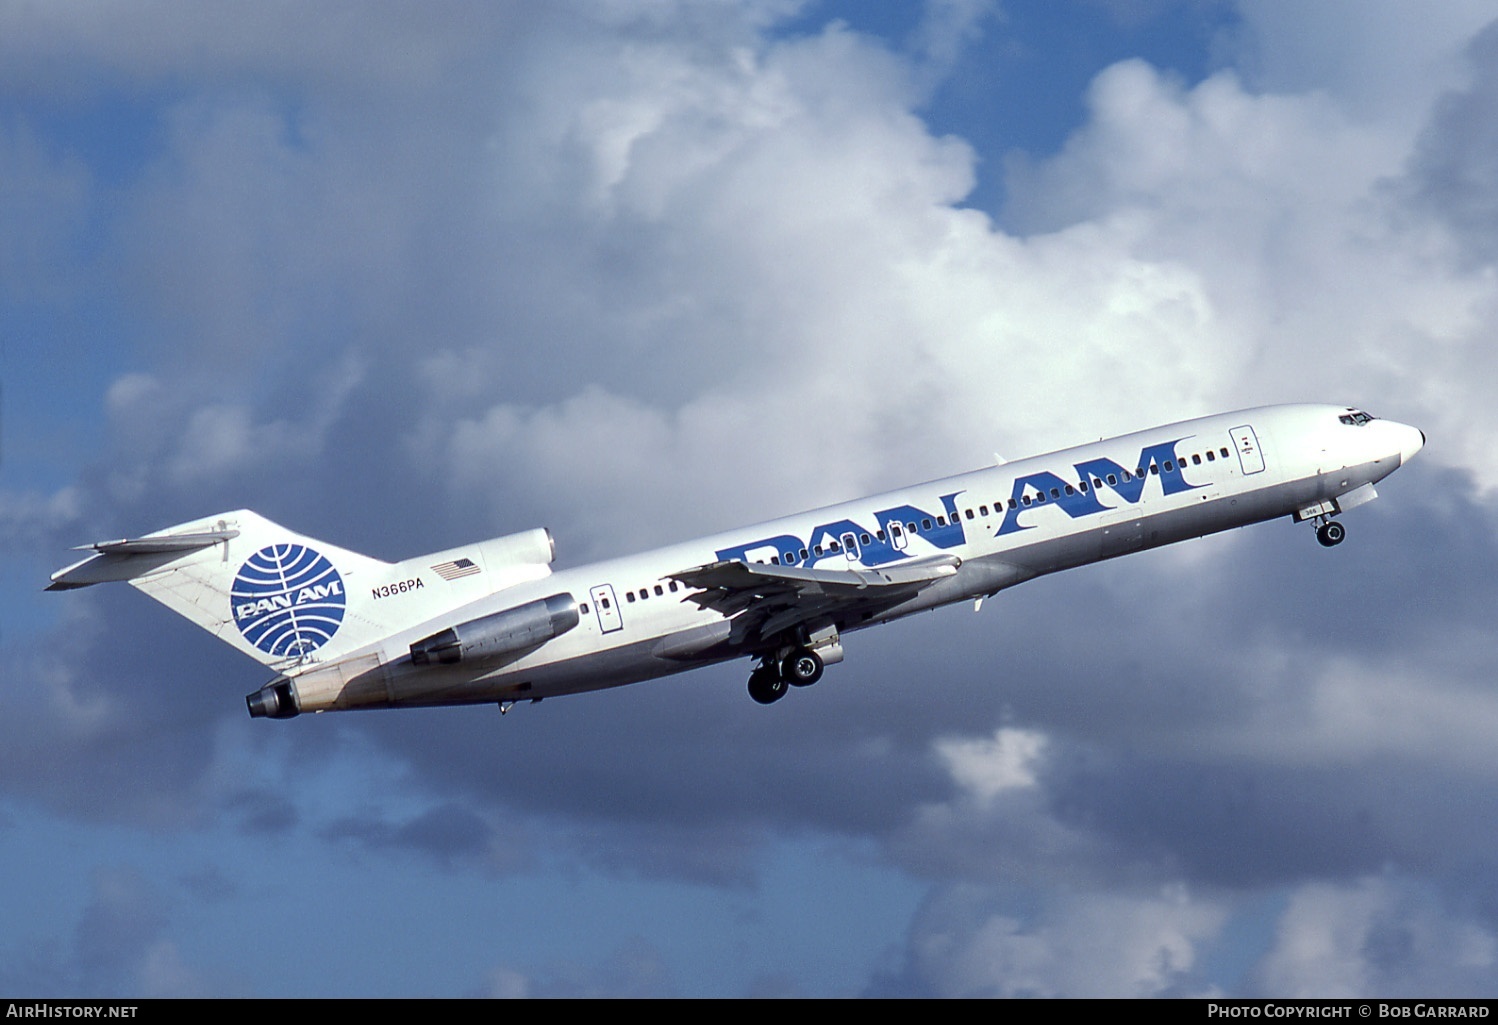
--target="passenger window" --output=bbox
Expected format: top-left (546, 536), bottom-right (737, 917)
top-left (1220, 447), bottom-right (1229, 458)
top-left (860, 533), bottom-right (871, 544)
top-left (580, 602), bottom-right (589, 615)
top-left (922, 518), bottom-right (932, 529)
top-left (627, 592), bottom-right (636, 603)
top-left (668, 582), bottom-right (679, 592)
top-left (1107, 474), bottom-right (1118, 486)
top-left (1064, 484), bottom-right (1075, 495)
top-left (1206, 450), bottom-right (1215, 462)
top-left (979, 504), bottom-right (989, 515)
top-left (1192, 454), bottom-right (1202, 465)
top-left (965, 509), bottom-right (975, 520)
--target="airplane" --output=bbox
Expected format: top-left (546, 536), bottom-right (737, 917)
top-left (49, 403), bottom-right (1424, 718)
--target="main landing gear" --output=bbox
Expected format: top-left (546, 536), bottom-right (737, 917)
top-left (747, 647), bottom-right (825, 704)
top-left (1315, 518), bottom-right (1346, 547)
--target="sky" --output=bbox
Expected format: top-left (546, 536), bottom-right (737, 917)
top-left (3, 0), bottom-right (1498, 998)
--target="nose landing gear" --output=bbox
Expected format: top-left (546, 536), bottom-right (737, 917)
top-left (1315, 519), bottom-right (1346, 547)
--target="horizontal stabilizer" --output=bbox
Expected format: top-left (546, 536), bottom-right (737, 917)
top-left (48, 528), bottom-right (240, 589)
top-left (84, 529), bottom-right (240, 555)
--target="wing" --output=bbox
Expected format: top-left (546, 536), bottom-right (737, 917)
top-left (667, 553), bottom-right (962, 650)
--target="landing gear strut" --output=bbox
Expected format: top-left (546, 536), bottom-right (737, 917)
top-left (1315, 519), bottom-right (1346, 547)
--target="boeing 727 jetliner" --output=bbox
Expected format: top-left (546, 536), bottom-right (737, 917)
top-left (50, 404), bottom-right (1423, 717)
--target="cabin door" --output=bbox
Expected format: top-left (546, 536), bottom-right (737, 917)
top-left (1230, 425), bottom-right (1265, 475)
top-left (589, 584), bottom-right (623, 634)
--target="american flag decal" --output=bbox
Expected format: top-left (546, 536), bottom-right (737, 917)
top-left (432, 557), bottom-right (480, 581)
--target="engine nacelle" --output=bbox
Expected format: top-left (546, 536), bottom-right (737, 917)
top-left (409, 593), bottom-right (580, 666)
top-left (246, 678), bottom-right (300, 719)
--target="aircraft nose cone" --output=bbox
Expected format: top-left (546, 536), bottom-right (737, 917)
top-left (1396, 422), bottom-right (1425, 465)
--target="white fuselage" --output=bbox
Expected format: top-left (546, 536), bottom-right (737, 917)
top-left (280, 403), bottom-right (1422, 714)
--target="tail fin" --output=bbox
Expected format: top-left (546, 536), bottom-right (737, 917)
top-left (50, 509), bottom-right (394, 672)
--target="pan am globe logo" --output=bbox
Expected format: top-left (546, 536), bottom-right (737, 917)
top-left (231, 545), bottom-right (346, 658)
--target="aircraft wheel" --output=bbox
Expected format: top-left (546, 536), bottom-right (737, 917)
top-left (748, 667), bottom-right (788, 704)
top-left (1316, 521), bottom-right (1346, 547)
top-left (782, 648), bottom-right (824, 687)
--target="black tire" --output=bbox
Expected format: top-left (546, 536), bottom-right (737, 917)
top-left (1317, 521), bottom-right (1346, 547)
top-left (748, 667), bottom-right (788, 704)
top-left (782, 648), bottom-right (824, 687)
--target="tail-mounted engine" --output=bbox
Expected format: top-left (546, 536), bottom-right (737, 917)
top-left (246, 678), bottom-right (299, 719)
top-left (409, 593), bottom-right (580, 666)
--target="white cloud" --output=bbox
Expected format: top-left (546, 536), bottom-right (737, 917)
top-left (0, 487), bottom-right (80, 551)
top-left (1004, 51), bottom-right (1498, 485)
top-left (936, 726), bottom-right (1046, 799)
top-left (1231, 0), bottom-right (1497, 128)
top-left (901, 883), bottom-right (1227, 997)
top-left (1255, 877), bottom-right (1498, 997)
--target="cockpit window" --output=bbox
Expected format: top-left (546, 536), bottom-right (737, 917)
top-left (1339, 409), bottom-right (1375, 426)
